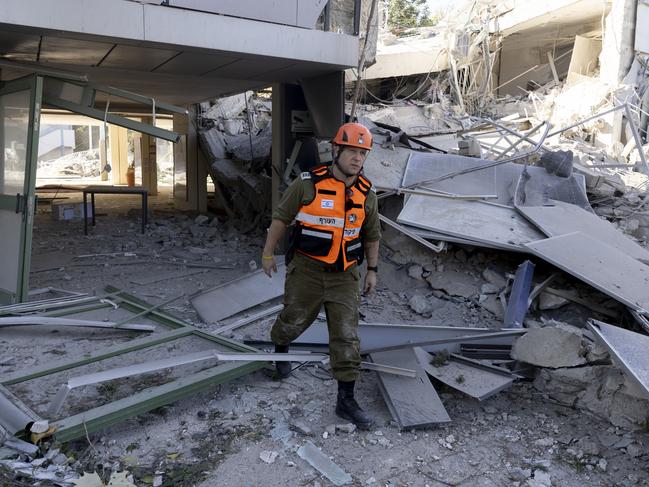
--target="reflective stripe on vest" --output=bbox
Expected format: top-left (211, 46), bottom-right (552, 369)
top-left (296, 212), bottom-right (345, 228)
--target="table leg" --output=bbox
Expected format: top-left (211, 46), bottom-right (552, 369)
top-left (91, 193), bottom-right (96, 226)
top-left (83, 192), bottom-right (88, 235)
top-left (142, 192), bottom-right (147, 233)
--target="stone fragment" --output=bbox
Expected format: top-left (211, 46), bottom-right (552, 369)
top-left (289, 420), bottom-right (314, 437)
top-left (538, 292), bottom-right (569, 310)
top-left (407, 265), bottom-right (424, 281)
top-left (512, 327), bottom-right (586, 368)
top-left (194, 215), bottom-right (209, 225)
top-left (483, 268), bottom-right (506, 288)
top-left (527, 470), bottom-right (551, 487)
top-left (335, 423), bottom-right (356, 434)
top-left (259, 450), bottom-right (279, 464)
top-left (408, 294), bottom-right (433, 314)
top-left (480, 283), bottom-right (499, 294)
top-left (509, 467), bottom-right (532, 482)
top-left (427, 270), bottom-right (478, 298)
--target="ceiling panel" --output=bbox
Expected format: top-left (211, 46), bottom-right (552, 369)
top-left (203, 57), bottom-right (294, 79)
top-left (40, 36), bottom-right (113, 65)
top-left (100, 44), bottom-right (179, 71)
top-left (154, 51), bottom-right (239, 75)
top-left (0, 31), bottom-right (40, 61)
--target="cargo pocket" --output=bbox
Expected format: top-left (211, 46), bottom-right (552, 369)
top-left (296, 227), bottom-right (334, 256)
top-left (344, 238), bottom-right (363, 264)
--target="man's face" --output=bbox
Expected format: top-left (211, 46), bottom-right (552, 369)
top-left (335, 145), bottom-right (368, 176)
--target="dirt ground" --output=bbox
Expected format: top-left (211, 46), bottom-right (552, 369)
top-left (2, 190), bottom-right (648, 486)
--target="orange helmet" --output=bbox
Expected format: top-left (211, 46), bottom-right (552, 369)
top-left (333, 122), bottom-right (372, 151)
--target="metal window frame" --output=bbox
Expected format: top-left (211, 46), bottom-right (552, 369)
top-left (0, 287), bottom-right (266, 442)
top-left (41, 77), bottom-right (186, 143)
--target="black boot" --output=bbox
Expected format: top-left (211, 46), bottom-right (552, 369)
top-left (274, 344), bottom-right (291, 379)
top-left (335, 380), bottom-right (374, 430)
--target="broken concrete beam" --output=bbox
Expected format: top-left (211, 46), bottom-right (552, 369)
top-left (512, 325), bottom-right (587, 368)
top-left (297, 441), bottom-right (352, 486)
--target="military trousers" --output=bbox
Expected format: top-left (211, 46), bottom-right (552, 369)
top-left (270, 253), bottom-right (361, 382)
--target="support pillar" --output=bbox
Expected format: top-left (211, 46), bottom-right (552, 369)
top-left (139, 117), bottom-right (158, 196)
top-left (109, 125), bottom-right (128, 185)
top-left (173, 107), bottom-right (207, 212)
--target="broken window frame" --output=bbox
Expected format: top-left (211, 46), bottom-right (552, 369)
top-left (0, 287), bottom-right (266, 443)
top-left (0, 74), bottom-right (43, 305)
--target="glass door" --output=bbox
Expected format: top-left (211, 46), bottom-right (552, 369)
top-left (0, 75), bottom-right (42, 304)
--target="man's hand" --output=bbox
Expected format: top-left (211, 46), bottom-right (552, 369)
top-left (363, 270), bottom-right (377, 295)
top-left (262, 255), bottom-right (278, 277)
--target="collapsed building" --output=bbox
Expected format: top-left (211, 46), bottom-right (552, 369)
top-left (1, 0), bottom-right (649, 485)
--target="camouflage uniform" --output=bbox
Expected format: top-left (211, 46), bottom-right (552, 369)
top-left (270, 175), bottom-right (381, 382)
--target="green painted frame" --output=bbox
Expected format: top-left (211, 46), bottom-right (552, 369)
top-left (0, 75), bottom-right (43, 304)
top-left (1, 287), bottom-right (265, 442)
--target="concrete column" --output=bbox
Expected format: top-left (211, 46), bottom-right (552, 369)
top-left (139, 117), bottom-right (158, 196)
top-left (109, 125), bottom-right (128, 185)
top-left (600, 0), bottom-right (637, 85)
top-left (271, 83), bottom-right (287, 213)
top-left (173, 107), bottom-right (206, 212)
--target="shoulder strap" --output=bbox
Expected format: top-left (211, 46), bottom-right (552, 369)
top-left (354, 173), bottom-right (372, 196)
top-left (310, 164), bottom-right (332, 184)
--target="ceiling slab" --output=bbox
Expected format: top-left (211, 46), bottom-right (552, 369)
top-left (40, 36), bottom-right (112, 65)
top-left (203, 57), bottom-right (295, 79)
top-left (0, 31), bottom-right (39, 61)
top-left (100, 44), bottom-right (179, 71)
top-left (153, 51), bottom-right (239, 75)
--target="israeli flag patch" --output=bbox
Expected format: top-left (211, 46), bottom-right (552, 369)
top-left (321, 199), bottom-right (334, 209)
top-left (300, 172), bottom-right (312, 180)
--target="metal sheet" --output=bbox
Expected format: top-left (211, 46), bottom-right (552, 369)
top-left (400, 223), bottom-right (510, 250)
top-left (413, 347), bottom-right (514, 401)
top-left (370, 348), bottom-right (450, 429)
top-left (588, 320), bottom-right (649, 399)
top-left (191, 261), bottom-right (286, 323)
top-left (503, 260), bottom-right (535, 328)
top-left (294, 322), bottom-right (516, 350)
top-left (397, 195), bottom-right (544, 251)
top-left (402, 153), bottom-right (587, 206)
top-left (402, 153), bottom-right (498, 198)
top-left (525, 232), bottom-right (649, 313)
top-left (518, 200), bottom-right (649, 263)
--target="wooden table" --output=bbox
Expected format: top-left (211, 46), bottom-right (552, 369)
top-left (82, 185), bottom-right (148, 235)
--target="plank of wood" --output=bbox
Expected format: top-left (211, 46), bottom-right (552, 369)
top-left (370, 348), bottom-right (450, 430)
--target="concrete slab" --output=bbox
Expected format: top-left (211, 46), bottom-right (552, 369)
top-left (524, 232), bottom-right (649, 313)
top-left (370, 348), bottom-right (451, 429)
top-left (517, 200), bottom-right (649, 263)
top-left (413, 347), bottom-right (514, 401)
top-left (588, 320), bottom-right (649, 399)
top-left (397, 195), bottom-right (544, 251)
top-left (191, 260), bottom-right (285, 323)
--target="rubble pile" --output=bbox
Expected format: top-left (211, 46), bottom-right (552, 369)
top-left (198, 91), bottom-right (272, 227)
top-left (38, 149), bottom-right (102, 179)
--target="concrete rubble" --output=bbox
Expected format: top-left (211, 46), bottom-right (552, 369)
top-left (4, 1), bottom-right (649, 486)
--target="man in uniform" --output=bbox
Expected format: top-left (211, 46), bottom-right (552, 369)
top-left (261, 122), bottom-right (380, 430)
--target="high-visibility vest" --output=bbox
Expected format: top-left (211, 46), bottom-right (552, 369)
top-left (294, 165), bottom-right (372, 270)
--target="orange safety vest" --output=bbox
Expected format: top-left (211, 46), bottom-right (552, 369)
top-left (294, 165), bottom-right (372, 270)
